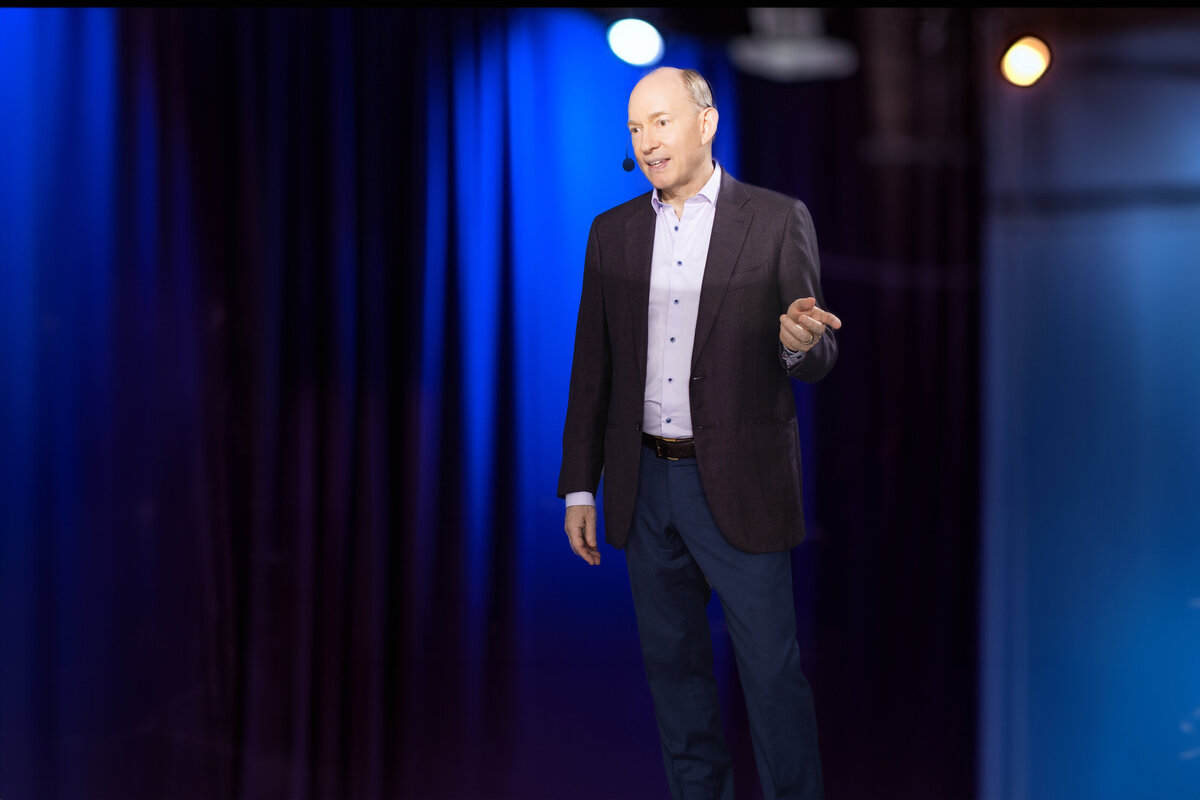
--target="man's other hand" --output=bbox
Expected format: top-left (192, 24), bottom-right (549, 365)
top-left (564, 505), bottom-right (600, 565)
top-left (779, 296), bottom-right (842, 352)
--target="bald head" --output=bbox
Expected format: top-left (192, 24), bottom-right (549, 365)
top-left (633, 67), bottom-right (715, 112)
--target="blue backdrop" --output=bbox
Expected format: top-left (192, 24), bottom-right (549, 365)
top-left (981, 23), bottom-right (1200, 800)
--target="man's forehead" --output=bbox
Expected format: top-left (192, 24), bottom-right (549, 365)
top-left (628, 78), bottom-right (685, 121)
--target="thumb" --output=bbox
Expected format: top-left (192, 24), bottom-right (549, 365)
top-left (788, 297), bottom-right (816, 319)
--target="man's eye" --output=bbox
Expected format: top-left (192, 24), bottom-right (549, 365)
top-left (657, 119), bottom-right (668, 126)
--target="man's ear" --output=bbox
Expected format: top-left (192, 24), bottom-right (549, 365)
top-left (700, 106), bottom-right (719, 145)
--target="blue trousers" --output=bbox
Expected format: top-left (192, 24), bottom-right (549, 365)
top-left (625, 447), bottom-right (824, 800)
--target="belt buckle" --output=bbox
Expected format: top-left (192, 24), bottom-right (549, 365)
top-left (657, 437), bottom-right (679, 461)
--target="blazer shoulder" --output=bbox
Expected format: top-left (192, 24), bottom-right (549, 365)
top-left (732, 178), bottom-right (809, 215)
top-left (593, 191), bottom-right (653, 230)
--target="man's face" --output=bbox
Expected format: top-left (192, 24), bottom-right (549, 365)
top-left (627, 70), bottom-right (717, 203)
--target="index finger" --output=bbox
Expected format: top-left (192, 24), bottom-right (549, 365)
top-left (811, 308), bottom-right (842, 329)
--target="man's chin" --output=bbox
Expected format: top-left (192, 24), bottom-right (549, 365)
top-left (643, 172), bottom-right (670, 191)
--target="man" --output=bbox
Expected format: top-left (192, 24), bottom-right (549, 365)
top-left (558, 67), bottom-right (841, 800)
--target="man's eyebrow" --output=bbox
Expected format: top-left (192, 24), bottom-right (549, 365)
top-left (628, 111), bottom-right (669, 127)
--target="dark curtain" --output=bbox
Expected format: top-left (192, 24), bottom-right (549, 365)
top-left (0, 8), bottom-right (477, 799)
top-left (739, 9), bottom-right (982, 799)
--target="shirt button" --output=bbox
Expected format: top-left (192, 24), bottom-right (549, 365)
top-left (674, 226), bottom-right (679, 231)
top-left (669, 337), bottom-right (676, 343)
top-left (668, 377), bottom-right (673, 383)
top-left (673, 299), bottom-right (679, 305)
top-left (665, 418), bottom-right (672, 423)
top-left (676, 260), bottom-right (682, 266)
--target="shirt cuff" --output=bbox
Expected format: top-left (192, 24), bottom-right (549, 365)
top-left (565, 491), bottom-right (596, 508)
top-left (782, 343), bottom-right (806, 370)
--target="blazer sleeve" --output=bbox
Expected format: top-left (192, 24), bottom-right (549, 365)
top-left (557, 219), bottom-right (612, 498)
top-left (778, 199), bottom-right (838, 382)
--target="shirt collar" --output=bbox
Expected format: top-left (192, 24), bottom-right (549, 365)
top-left (650, 161), bottom-right (722, 212)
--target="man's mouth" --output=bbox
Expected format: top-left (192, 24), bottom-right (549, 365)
top-left (646, 158), bottom-right (669, 171)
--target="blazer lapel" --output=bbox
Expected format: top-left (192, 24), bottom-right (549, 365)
top-left (625, 202), bottom-right (656, 383)
top-left (692, 174), bottom-right (752, 369)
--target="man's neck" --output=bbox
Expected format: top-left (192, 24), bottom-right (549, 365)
top-left (659, 160), bottom-right (716, 220)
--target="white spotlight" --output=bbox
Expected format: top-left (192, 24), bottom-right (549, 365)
top-left (608, 18), bottom-right (664, 67)
top-left (1001, 36), bottom-right (1051, 87)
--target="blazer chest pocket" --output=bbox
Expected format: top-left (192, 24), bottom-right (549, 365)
top-left (726, 261), bottom-right (769, 291)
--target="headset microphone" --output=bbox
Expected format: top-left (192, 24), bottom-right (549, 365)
top-left (623, 148), bottom-right (635, 172)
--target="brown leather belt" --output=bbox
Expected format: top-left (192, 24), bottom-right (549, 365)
top-left (642, 433), bottom-right (696, 461)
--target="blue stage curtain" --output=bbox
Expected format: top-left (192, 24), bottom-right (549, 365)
top-left (0, 8), bottom-right (742, 799)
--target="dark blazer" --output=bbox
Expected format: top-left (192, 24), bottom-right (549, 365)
top-left (558, 172), bottom-right (837, 553)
